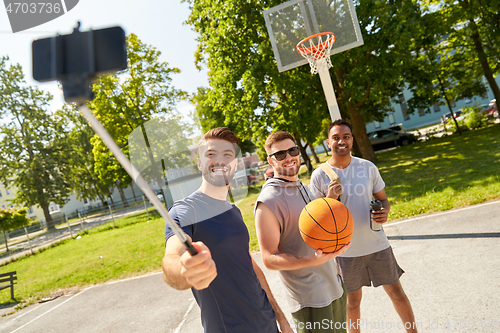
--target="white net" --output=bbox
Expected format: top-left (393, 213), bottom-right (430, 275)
top-left (264, 0), bottom-right (363, 72)
top-left (296, 32), bottom-right (335, 74)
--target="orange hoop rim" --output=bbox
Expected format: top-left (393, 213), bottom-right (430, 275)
top-left (296, 32), bottom-right (336, 57)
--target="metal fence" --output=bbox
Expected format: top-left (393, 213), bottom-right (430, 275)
top-left (0, 195), bottom-right (155, 265)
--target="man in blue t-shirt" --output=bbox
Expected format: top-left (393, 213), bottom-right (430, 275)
top-left (161, 127), bottom-right (291, 333)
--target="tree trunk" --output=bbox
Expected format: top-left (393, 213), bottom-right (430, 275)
top-left (109, 195), bottom-right (115, 209)
top-left (97, 192), bottom-right (106, 208)
top-left (351, 137), bottom-right (363, 158)
top-left (462, 0), bottom-right (500, 103)
top-left (116, 185), bottom-right (129, 208)
top-left (435, 69), bottom-right (462, 135)
top-left (308, 143), bottom-right (320, 163)
top-left (321, 141), bottom-right (329, 156)
top-left (91, 183), bottom-right (106, 208)
top-left (333, 67), bottom-right (376, 163)
top-left (294, 134), bottom-right (314, 175)
top-left (3, 230), bottom-right (9, 253)
top-left (42, 203), bottom-right (56, 231)
top-left (130, 184), bottom-right (137, 202)
top-left (347, 102), bottom-right (377, 163)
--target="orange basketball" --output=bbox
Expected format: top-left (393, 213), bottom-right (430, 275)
top-left (299, 198), bottom-right (353, 253)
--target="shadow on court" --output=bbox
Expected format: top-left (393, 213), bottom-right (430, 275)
top-left (1, 199), bottom-right (499, 332)
top-left (388, 232), bottom-right (500, 240)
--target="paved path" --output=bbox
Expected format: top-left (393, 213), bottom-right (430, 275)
top-left (1, 200), bottom-right (499, 332)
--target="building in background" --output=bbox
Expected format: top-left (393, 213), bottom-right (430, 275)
top-left (0, 183), bottom-right (43, 222)
top-left (365, 76), bottom-right (499, 133)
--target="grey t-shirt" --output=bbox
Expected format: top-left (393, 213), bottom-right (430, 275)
top-left (310, 156), bottom-right (390, 257)
top-left (255, 178), bottom-right (343, 313)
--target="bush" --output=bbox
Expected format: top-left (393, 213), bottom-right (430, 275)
top-left (463, 105), bottom-right (487, 130)
top-left (446, 117), bottom-right (468, 134)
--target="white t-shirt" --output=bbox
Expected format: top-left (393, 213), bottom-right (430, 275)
top-left (310, 156), bottom-right (390, 257)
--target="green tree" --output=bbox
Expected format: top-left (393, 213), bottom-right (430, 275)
top-left (0, 57), bottom-right (72, 231)
top-left (60, 104), bottom-right (112, 207)
top-left (402, 9), bottom-right (488, 136)
top-left (0, 208), bottom-right (31, 253)
top-left (313, 118), bottom-right (331, 156)
top-left (192, 87), bottom-right (257, 155)
top-left (88, 34), bottom-right (185, 206)
top-left (185, 0), bottom-right (426, 164)
top-left (422, 0), bottom-right (500, 103)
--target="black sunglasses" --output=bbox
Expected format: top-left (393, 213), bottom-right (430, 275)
top-left (268, 146), bottom-right (300, 161)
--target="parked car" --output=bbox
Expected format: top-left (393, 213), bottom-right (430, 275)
top-left (265, 167), bottom-right (274, 180)
top-left (483, 99), bottom-right (498, 118)
top-left (367, 129), bottom-right (417, 151)
top-left (49, 210), bottom-right (65, 223)
top-left (233, 168), bottom-right (264, 186)
top-left (387, 123), bottom-right (406, 133)
top-left (247, 168), bottom-right (264, 185)
top-left (441, 110), bottom-right (463, 124)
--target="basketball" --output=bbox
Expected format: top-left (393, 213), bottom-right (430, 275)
top-left (299, 198), bottom-right (353, 253)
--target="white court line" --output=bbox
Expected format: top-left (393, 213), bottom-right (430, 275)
top-left (105, 271), bottom-right (162, 285)
top-left (173, 298), bottom-right (197, 333)
top-left (0, 303), bottom-right (46, 330)
top-left (384, 199), bottom-right (500, 227)
top-left (7, 271), bottom-right (163, 333)
top-left (10, 288), bottom-right (89, 333)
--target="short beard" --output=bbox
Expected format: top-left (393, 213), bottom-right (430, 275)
top-left (202, 164), bottom-right (235, 187)
top-left (273, 163), bottom-right (300, 178)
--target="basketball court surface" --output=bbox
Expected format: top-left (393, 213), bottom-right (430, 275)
top-left (1, 199), bottom-right (499, 332)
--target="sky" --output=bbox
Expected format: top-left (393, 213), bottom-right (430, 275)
top-left (0, 0), bottom-right (209, 117)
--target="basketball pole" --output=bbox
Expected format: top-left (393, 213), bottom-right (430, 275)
top-left (316, 58), bottom-right (342, 121)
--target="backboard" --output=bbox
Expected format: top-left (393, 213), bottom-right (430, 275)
top-left (264, 0), bottom-right (363, 72)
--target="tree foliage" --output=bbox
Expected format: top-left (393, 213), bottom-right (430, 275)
top-left (192, 86), bottom-right (257, 154)
top-left (88, 34), bottom-right (185, 205)
top-left (421, 0), bottom-right (500, 104)
top-left (185, 0), bottom-right (427, 163)
top-left (60, 104), bottom-right (112, 206)
top-left (0, 56), bottom-right (71, 230)
top-left (400, 8), bottom-right (488, 136)
top-left (0, 207), bottom-right (31, 252)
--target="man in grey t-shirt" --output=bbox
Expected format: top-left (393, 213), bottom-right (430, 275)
top-left (255, 131), bottom-right (349, 333)
top-left (310, 120), bottom-right (417, 333)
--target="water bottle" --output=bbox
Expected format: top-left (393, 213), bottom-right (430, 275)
top-left (370, 199), bottom-right (383, 231)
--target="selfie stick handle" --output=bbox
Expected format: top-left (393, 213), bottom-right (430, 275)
top-left (78, 104), bottom-right (198, 256)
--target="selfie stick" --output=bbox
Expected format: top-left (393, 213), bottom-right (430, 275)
top-left (32, 24), bottom-right (196, 256)
top-left (78, 104), bottom-right (198, 256)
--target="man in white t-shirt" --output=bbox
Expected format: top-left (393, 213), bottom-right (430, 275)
top-left (310, 119), bottom-right (417, 333)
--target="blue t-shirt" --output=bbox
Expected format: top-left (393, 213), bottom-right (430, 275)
top-left (165, 191), bottom-right (277, 333)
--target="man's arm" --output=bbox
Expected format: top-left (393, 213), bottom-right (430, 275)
top-left (161, 234), bottom-right (217, 290)
top-left (251, 257), bottom-right (293, 333)
top-left (254, 202), bottom-right (349, 271)
top-left (372, 188), bottom-right (390, 224)
top-left (309, 171), bottom-right (327, 198)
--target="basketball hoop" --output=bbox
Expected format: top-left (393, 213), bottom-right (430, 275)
top-left (296, 32), bottom-right (336, 74)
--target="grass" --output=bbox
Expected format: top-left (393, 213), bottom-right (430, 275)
top-left (238, 123), bottom-right (500, 250)
top-left (378, 123), bottom-right (500, 219)
top-left (1, 123), bottom-right (499, 309)
top-left (0, 209), bottom-right (164, 309)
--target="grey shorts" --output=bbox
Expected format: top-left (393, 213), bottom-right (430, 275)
top-left (336, 247), bottom-right (404, 294)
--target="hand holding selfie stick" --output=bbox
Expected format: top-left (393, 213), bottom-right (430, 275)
top-left (32, 24), bottom-right (197, 256)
